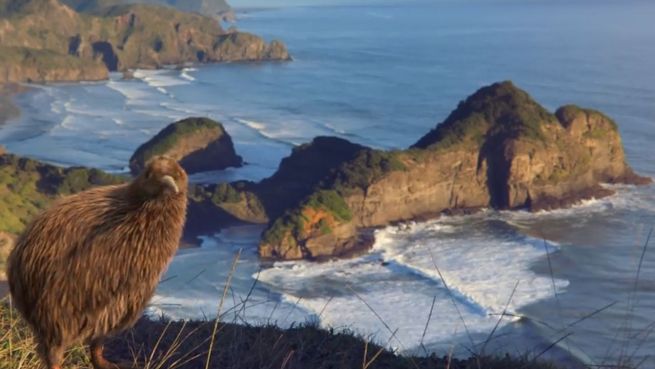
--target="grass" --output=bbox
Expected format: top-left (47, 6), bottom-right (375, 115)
top-left (413, 81), bottom-right (559, 150)
top-left (0, 298), bottom-right (563, 369)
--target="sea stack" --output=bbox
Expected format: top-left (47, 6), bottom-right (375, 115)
top-left (129, 117), bottom-right (243, 175)
top-left (257, 81), bottom-right (651, 260)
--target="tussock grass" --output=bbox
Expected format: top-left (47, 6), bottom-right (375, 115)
top-left (0, 298), bottom-right (562, 369)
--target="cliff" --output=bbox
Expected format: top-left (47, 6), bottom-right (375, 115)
top-left (258, 81), bottom-right (651, 260)
top-left (129, 117), bottom-right (243, 175)
top-left (0, 0), bottom-right (289, 83)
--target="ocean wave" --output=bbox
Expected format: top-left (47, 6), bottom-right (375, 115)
top-left (499, 185), bottom-right (655, 222)
top-left (133, 69), bottom-right (190, 88)
top-left (234, 118), bottom-right (297, 147)
top-left (180, 67), bottom-right (197, 81)
top-left (106, 80), bottom-right (151, 101)
top-left (58, 115), bottom-right (76, 130)
top-left (257, 256), bottom-right (514, 353)
top-left (372, 218), bottom-right (569, 316)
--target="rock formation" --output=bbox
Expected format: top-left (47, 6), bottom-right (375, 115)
top-left (256, 81), bottom-right (651, 260)
top-left (0, 0), bottom-right (290, 83)
top-left (129, 117), bottom-right (243, 175)
top-left (0, 82), bottom-right (650, 262)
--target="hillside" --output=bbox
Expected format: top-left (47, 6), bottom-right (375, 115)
top-left (0, 0), bottom-right (288, 83)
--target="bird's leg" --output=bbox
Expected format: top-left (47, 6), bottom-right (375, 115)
top-left (90, 338), bottom-right (140, 369)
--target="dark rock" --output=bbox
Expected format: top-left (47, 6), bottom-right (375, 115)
top-left (129, 117), bottom-right (243, 175)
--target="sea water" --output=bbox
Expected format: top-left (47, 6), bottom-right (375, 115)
top-left (1, 0), bottom-right (654, 366)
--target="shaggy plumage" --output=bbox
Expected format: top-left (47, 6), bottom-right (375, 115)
top-left (7, 156), bottom-right (188, 369)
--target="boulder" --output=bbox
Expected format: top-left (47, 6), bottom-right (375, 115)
top-left (129, 117), bottom-right (243, 175)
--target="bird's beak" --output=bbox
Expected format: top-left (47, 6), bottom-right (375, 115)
top-left (160, 175), bottom-right (179, 194)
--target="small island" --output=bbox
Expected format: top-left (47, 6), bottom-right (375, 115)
top-left (129, 117), bottom-right (243, 175)
top-left (191, 81), bottom-right (651, 260)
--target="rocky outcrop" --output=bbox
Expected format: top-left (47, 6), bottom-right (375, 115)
top-left (211, 33), bottom-right (291, 62)
top-left (0, 47), bottom-right (109, 83)
top-left (0, 0), bottom-right (290, 83)
top-left (257, 81), bottom-right (651, 260)
top-left (129, 117), bottom-right (243, 175)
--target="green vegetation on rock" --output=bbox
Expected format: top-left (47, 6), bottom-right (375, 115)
top-left (132, 117), bottom-right (219, 163)
top-left (211, 182), bottom-right (241, 204)
top-left (305, 190), bottom-right (352, 222)
top-left (129, 117), bottom-right (242, 175)
top-left (331, 149), bottom-right (406, 193)
top-left (413, 81), bottom-right (556, 150)
top-left (0, 153), bottom-right (124, 234)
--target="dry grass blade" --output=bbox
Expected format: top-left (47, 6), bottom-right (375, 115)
top-left (419, 295), bottom-right (437, 356)
top-left (346, 285), bottom-right (420, 369)
top-left (428, 249), bottom-right (477, 355)
top-left (565, 301), bottom-right (618, 329)
top-left (204, 248), bottom-right (242, 369)
top-left (145, 320), bottom-right (172, 368)
top-left (364, 328), bottom-right (400, 369)
top-left (526, 332), bottom-right (573, 367)
top-left (480, 279), bottom-right (520, 356)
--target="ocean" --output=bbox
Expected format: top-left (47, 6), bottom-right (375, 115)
top-left (1, 0), bottom-right (654, 366)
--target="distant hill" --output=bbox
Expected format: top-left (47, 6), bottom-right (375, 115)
top-left (0, 0), bottom-right (287, 83)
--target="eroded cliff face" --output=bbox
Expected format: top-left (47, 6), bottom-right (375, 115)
top-left (0, 0), bottom-right (290, 83)
top-left (258, 81), bottom-right (651, 260)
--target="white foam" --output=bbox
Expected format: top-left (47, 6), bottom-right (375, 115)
top-left (133, 69), bottom-right (190, 88)
top-left (372, 218), bottom-right (568, 315)
top-left (258, 256), bottom-right (513, 354)
top-left (106, 80), bottom-right (152, 101)
top-left (256, 215), bottom-right (570, 354)
top-left (234, 118), bottom-right (298, 146)
top-left (150, 227), bottom-right (312, 326)
top-left (180, 67), bottom-right (197, 81)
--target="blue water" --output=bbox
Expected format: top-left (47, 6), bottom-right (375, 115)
top-left (1, 1), bottom-right (655, 366)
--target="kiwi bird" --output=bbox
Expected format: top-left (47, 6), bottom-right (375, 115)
top-left (7, 156), bottom-right (188, 369)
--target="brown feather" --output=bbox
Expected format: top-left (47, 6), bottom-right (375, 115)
top-left (7, 156), bottom-right (188, 368)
